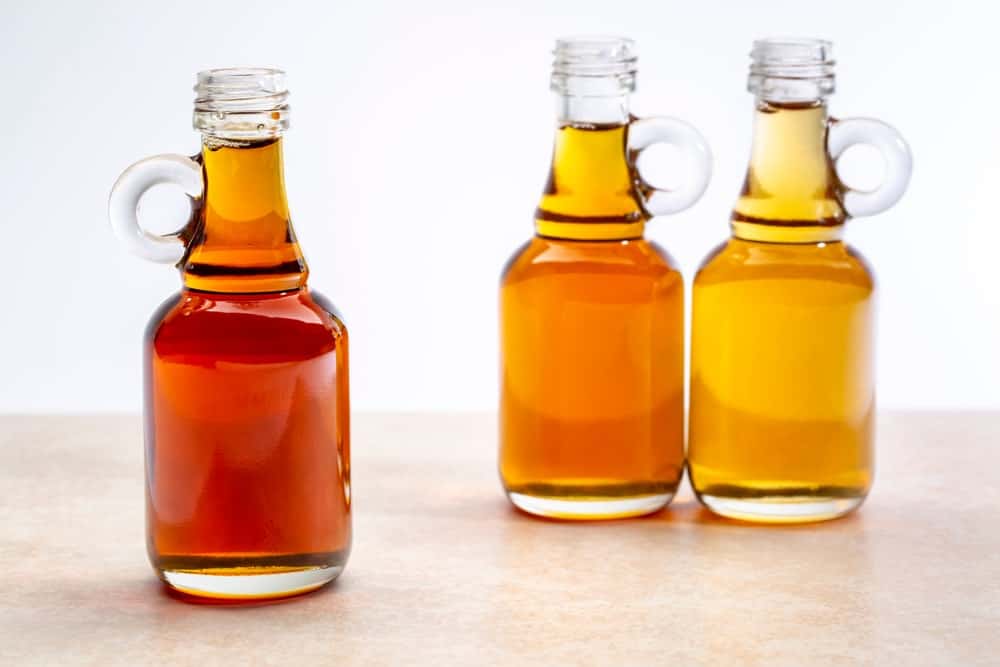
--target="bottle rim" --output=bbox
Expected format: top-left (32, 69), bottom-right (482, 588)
top-left (194, 67), bottom-right (288, 110)
top-left (552, 36), bottom-right (637, 77)
top-left (750, 38), bottom-right (835, 77)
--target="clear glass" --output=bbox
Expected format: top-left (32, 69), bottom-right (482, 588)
top-left (498, 37), bottom-right (708, 519)
top-left (111, 69), bottom-right (351, 600)
top-left (748, 37), bottom-right (835, 102)
top-left (688, 38), bottom-right (907, 523)
top-left (193, 67), bottom-right (290, 139)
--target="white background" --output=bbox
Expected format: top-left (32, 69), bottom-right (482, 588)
top-left (1, 0), bottom-right (997, 413)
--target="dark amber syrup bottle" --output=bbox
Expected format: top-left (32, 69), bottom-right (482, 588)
top-left (110, 69), bottom-right (350, 599)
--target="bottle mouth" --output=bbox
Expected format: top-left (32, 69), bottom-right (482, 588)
top-left (551, 36), bottom-right (637, 96)
top-left (193, 67), bottom-right (290, 140)
top-left (749, 38), bottom-right (835, 102)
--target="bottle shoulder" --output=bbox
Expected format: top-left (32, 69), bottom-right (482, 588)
top-left (148, 288), bottom-right (346, 360)
top-left (305, 288), bottom-right (348, 337)
top-left (144, 291), bottom-right (185, 342)
top-left (500, 239), bottom-right (536, 283)
top-left (695, 238), bottom-right (874, 290)
top-left (501, 235), bottom-right (680, 287)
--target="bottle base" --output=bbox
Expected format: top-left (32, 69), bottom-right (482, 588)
top-left (160, 565), bottom-right (343, 601)
top-left (697, 493), bottom-right (866, 524)
top-left (153, 551), bottom-right (349, 601)
top-left (507, 490), bottom-right (673, 520)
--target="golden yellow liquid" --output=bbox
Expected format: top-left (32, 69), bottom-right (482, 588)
top-left (688, 102), bottom-right (875, 523)
top-left (499, 123), bottom-right (685, 519)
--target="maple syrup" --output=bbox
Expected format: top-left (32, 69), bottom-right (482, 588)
top-left (110, 69), bottom-right (350, 598)
top-left (499, 38), bottom-right (711, 519)
top-left (688, 39), bottom-right (912, 523)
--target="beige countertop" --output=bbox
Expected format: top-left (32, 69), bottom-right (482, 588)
top-left (1, 413), bottom-right (998, 665)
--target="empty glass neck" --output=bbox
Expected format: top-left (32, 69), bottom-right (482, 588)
top-left (194, 67), bottom-right (290, 143)
top-left (749, 38), bottom-right (835, 104)
top-left (551, 37), bottom-right (636, 124)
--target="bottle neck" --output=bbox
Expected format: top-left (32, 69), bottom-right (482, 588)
top-left (732, 100), bottom-right (846, 243)
top-left (536, 92), bottom-right (645, 241)
top-left (182, 137), bottom-right (308, 293)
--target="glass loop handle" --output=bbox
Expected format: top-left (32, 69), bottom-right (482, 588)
top-left (108, 154), bottom-right (203, 264)
top-left (828, 118), bottom-right (912, 218)
top-left (627, 117), bottom-right (712, 216)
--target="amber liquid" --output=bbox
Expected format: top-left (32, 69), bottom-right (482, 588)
top-left (499, 123), bottom-right (685, 519)
top-left (688, 102), bottom-right (875, 523)
top-left (145, 138), bottom-right (350, 598)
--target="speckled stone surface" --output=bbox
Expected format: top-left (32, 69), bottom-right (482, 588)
top-left (1, 413), bottom-right (997, 665)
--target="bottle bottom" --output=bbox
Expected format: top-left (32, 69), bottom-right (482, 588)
top-left (505, 481), bottom-right (676, 520)
top-left (154, 551), bottom-right (348, 601)
top-left (696, 487), bottom-right (867, 524)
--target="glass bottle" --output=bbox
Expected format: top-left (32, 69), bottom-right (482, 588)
top-left (499, 37), bottom-right (712, 520)
top-left (688, 39), bottom-right (912, 523)
top-left (108, 69), bottom-right (351, 599)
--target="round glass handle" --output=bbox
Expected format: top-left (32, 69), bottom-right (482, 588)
top-left (828, 118), bottom-right (912, 218)
top-left (108, 154), bottom-right (203, 264)
top-left (627, 117), bottom-right (712, 217)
